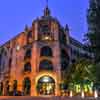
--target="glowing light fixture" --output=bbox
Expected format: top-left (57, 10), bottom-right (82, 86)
top-left (69, 90), bottom-right (73, 97)
top-left (43, 36), bottom-right (51, 41)
top-left (94, 90), bottom-right (98, 99)
top-left (38, 76), bottom-right (55, 83)
top-left (42, 76), bottom-right (50, 82)
top-left (81, 90), bottom-right (85, 98)
top-left (16, 45), bottom-right (20, 51)
top-left (45, 36), bottom-right (49, 40)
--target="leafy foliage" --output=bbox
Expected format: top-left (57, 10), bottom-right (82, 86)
top-left (86, 0), bottom-right (100, 83)
top-left (64, 59), bottom-right (96, 88)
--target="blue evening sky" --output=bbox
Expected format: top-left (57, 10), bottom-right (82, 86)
top-left (0, 0), bottom-right (89, 45)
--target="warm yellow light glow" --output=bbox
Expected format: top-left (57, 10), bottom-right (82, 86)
top-left (35, 72), bottom-right (57, 84)
top-left (16, 45), bottom-right (20, 51)
top-left (75, 84), bottom-right (81, 93)
top-left (83, 82), bottom-right (93, 93)
top-left (74, 82), bottom-right (93, 94)
top-left (94, 90), bottom-right (98, 98)
top-left (44, 36), bottom-right (51, 40)
top-left (35, 72), bottom-right (58, 96)
top-left (81, 91), bottom-right (85, 98)
top-left (45, 36), bottom-right (49, 40)
top-left (41, 76), bottom-right (50, 82)
top-left (69, 90), bottom-right (73, 97)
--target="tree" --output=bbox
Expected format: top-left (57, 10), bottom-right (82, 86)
top-left (86, 0), bottom-right (100, 84)
top-left (65, 58), bottom-right (96, 91)
top-left (86, 0), bottom-right (100, 62)
top-left (95, 63), bottom-right (100, 83)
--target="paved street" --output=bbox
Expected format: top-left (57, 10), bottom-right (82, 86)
top-left (0, 96), bottom-right (99, 100)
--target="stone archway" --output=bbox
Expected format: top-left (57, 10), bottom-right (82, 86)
top-left (37, 75), bottom-right (55, 95)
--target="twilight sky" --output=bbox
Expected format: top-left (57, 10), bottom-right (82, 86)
top-left (0, 0), bottom-right (89, 45)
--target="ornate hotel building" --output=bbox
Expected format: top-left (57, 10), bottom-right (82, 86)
top-left (0, 6), bottom-right (93, 96)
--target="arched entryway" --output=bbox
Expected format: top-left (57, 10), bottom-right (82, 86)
top-left (37, 76), bottom-right (55, 95)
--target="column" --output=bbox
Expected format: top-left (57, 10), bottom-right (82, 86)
top-left (9, 81), bottom-right (13, 95)
top-left (31, 77), bottom-right (36, 96)
top-left (17, 80), bottom-right (22, 92)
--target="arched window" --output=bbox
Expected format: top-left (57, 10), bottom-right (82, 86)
top-left (27, 32), bottom-right (32, 38)
top-left (61, 49), bottom-right (69, 58)
top-left (23, 77), bottom-right (31, 95)
top-left (40, 46), bottom-right (53, 57)
top-left (5, 81), bottom-right (10, 96)
top-left (0, 82), bottom-right (3, 96)
top-left (61, 49), bottom-right (70, 70)
top-left (61, 49), bottom-right (66, 58)
top-left (0, 48), bottom-right (7, 72)
top-left (24, 49), bottom-right (31, 59)
top-left (27, 32), bottom-right (32, 44)
top-left (24, 63), bottom-right (31, 72)
top-left (39, 60), bottom-right (53, 71)
top-left (0, 54), bottom-right (1, 66)
top-left (13, 80), bottom-right (17, 91)
top-left (40, 24), bottom-right (49, 33)
top-left (61, 60), bottom-right (69, 70)
top-left (59, 29), bottom-right (67, 45)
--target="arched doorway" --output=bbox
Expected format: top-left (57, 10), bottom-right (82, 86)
top-left (37, 76), bottom-right (55, 95)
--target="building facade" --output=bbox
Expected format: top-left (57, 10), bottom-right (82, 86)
top-left (0, 6), bottom-right (71, 96)
top-left (0, 6), bottom-right (92, 96)
top-left (70, 37), bottom-right (93, 63)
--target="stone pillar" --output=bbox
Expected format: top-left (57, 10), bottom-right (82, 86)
top-left (52, 41), bottom-right (61, 96)
top-left (31, 78), bottom-right (34, 96)
top-left (3, 80), bottom-right (9, 96)
top-left (9, 81), bottom-right (13, 93)
top-left (2, 81), bottom-right (5, 96)
top-left (17, 80), bottom-right (22, 92)
top-left (2, 80), bottom-right (11, 96)
top-left (31, 76), bottom-right (37, 96)
top-left (56, 82), bottom-right (60, 96)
